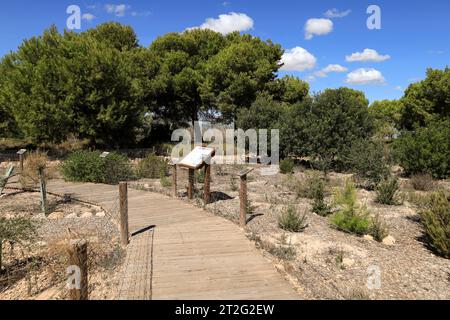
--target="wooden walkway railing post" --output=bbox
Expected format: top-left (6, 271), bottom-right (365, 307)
top-left (38, 167), bottom-right (47, 214)
top-left (17, 149), bottom-right (26, 173)
top-left (204, 163), bottom-right (211, 204)
top-left (172, 164), bottom-right (177, 197)
top-left (119, 182), bottom-right (129, 246)
top-left (188, 169), bottom-right (194, 199)
top-left (238, 168), bottom-right (254, 228)
top-left (67, 239), bottom-right (88, 300)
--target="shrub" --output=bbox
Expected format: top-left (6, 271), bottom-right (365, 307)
top-left (375, 177), bottom-right (400, 205)
top-left (369, 214), bottom-right (389, 242)
top-left (61, 150), bottom-right (133, 184)
top-left (278, 204), bottom-right (308, 232)
top-left (393, 120), bottom-right (450, 179)
top-left (331, 180), bottom-right (370, 235)
top-left (296, 171), bottom-right (325, 199)
top-left (160, 173), bottom-right (172, 188)
top-left (411, 173), bottom-right (435, 191)
top-left (136, 153), bottom-right (168, 179)
top-left (230, 175), bottom-right (238, 191)
top-left (344, 139), bottom-right (390, 190)
top-left (279, 158), bottom-right (295, 174)
top-left (309, 176), bottom-right (331, 216)
top-left (196, 169), bottom-right (205, 183)
top-left (419, 192), bottom-right (450, 258)
top-left (0, 216), bottom-right (37, 271)
top-left (19, 151), bottom-right (51, 188)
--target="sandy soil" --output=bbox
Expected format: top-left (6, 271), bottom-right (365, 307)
top-left (132, 164), bottom-right (450, 300)
top-left (0, 191), bottom-right (124, 300)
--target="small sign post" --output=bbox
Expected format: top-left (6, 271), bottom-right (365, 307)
top-left (237, 168), bottom-right (254, 228)
top-left (17, 149), bottom-right (27, 172)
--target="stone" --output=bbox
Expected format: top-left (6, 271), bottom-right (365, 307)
top-left (47, 211), bottom-right (65, 220)
top-left (96, 211), bottom-right (106, 217)
top-left (363, 235), bottom-right (374, 241)
top-left (65, 213), bottom-right (78, 219)
top-left (81, 212), bottom-right (93, 218)
top-left (382, 235), bottom-right (396, 246)
top-left (342, 258), bottom-right (355, 268)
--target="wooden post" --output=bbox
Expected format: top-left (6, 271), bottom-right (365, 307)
top-left (67, 239), bottom-right (88, 300)
top-left (19, 154), bottom-right (24, 173)
top-left (204, 164), bottom-right (211, 204)
top-left (38, 167), bottom-right (47, 214)
top-left (188, 169), bottom-right (194, 199)
top-left (239, 174), bottom-right (247, 228)
top-left (172, 164), bottom-right (177, 197)
top-left (238, 168), bottom-right (254, 228)
top-left (119, 182), bottom-right (129, 246)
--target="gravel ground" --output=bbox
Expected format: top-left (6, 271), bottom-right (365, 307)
top-left (0, 191), bottom-right (124, 300)
top-left (133, 164), bottom-right (450, 300)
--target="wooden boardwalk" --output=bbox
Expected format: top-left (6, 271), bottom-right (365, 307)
top-left (45, 179), bottom-right (299, 300)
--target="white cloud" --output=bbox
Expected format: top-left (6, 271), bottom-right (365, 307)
top-left (394, 86), bottom-right (403, 91)
top-left (131, 11), bottom-right (151, 17)
top-left (310, 64), bottom-right (347, 80)
top-left (324, 8), bottom-right (351, 18)
top-left (345, 68), bottom-right (386, 85)
top-left (82, 13), bottom-right (96, 22)
top-left (346, 49), bottom-right (391, 62)
top-left (105, 4), bottom-right (130, 17)
top-left (280, 47), bottom-right (317, 72)
top-left (190, 12), bottom-right (254, 35)
top-left (305, 18), bottom-right (333, 40)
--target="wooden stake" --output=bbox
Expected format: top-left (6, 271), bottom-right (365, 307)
top-left (204, 164), bottom-right (211, 204)
top-left (38, 167), bottom-right (47, 214)
top-left (188, 169), bottom-right (194, 199)
top-left (172, 164), bottom-right (177, 197)
top-left (19, 154), bottom-right (24, 173)
top-left (119, 182), bottom-right (129, 246)
top-left (67, 239), bottom-right (88, 300)
top-left (239, 174), bottom-right (247, 228)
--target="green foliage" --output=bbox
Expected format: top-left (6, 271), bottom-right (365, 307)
top-left (419, 192), bottom-right (450, 258)
top-left (278, 204), bottom-right (308, 232)
top-left (369, 100), bottom-right (402, 140)
top-left (411, 173), bottom-right (435, 191)
top-left (344, 139), bottom-right (390, 190)
top-left (331, 180), bottom-right (370, 235)
top-left (0, 24), bottom-right (152, 146)
top-left (393, 119), bottom-right (450, 179)
top-left (196, 169), bottom-right (205, 183)
top-left (160, 173), bottom-right (172, 188)
top-left (281, 88), bottom-right (373, 173)
top-left (136, 153), bottom-right (169, 179)
top-left (375, 177), bottom-right (401, 205)
top-left (279, 158), bottom-right (294, 174)
top-left (265, 75), bottom-right (309, 104)
top-left (369, 214), bottom-right (389, 242)
top-left (61, 150), bottom-right (133, 184)
top-left (400, 67), bottom-right (450, 130)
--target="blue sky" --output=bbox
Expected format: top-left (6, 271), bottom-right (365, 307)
top-left (1, 0), bottom-right (449, 103)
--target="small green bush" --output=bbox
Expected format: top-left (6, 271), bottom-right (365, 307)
top-left (160, 173), bottom-right (172, 188)
top-left (331, 180), bottom-right (370, 235)
top-left (136, 153), bottom-right (168, 179)
top-left (411, 173), bottom-right (435, 191)
top-left (296, 171), bottom-right (325, 199)
top-left (279, 158), bottom-right (294, 174)
top-left (375, 177), bottom-right (400, 205)
top-left (61, 150), bottom-right (133, 184)
top-left (309, 175), bottom-right (331, 216)
top-left (369, 214), bottom-right (389, 242)
top-left (419, 192), bottom-right (450, 258)
top-left (278, 204), bottom-right (308, 232)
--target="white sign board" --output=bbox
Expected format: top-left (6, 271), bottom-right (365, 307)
top-left (177, 147), bottom-right (215, 169)
top-left (17, 149), bottom-right (27, 155)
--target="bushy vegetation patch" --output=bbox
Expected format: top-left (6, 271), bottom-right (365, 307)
top-left (135, 153), bottom-right (168, 179)
top-left (279, 158), bottom-right (294, 174)
top-left (278, 204), bottom-right (308, 232)
top-left (375, 177), bottom-right (401, 205)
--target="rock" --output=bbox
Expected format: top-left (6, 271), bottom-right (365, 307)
top-left (47, 211), bottom-right (65, 220)
top-left (81, 212), bottom-right (93, 218)
top-left (96, 211), bottom-right (106, 217)
top-left (382, 235), bottom-right (396, 246)
top-left (363, 235), bottom-right (374, 241)
top-left (144, 183), bottom-right (150, 189)
top-left (342, 258), bottom-right (355, 268)
top-left (65, 213), bottom-right (78, 219)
